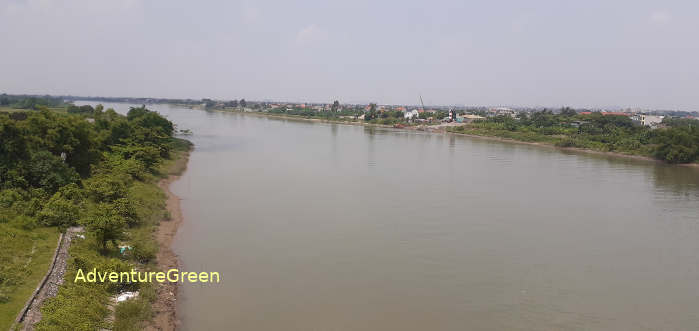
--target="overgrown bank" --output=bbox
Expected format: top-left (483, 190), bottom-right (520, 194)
top-left (0, 102), bottom-right (191, 330)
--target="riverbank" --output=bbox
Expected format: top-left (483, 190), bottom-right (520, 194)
top-left (147, 146), bottom-right (191, 331)
top-left (234, 111), bottom-right (403, 129)
top-left (224, 110), bottom-right (698, 167)
top-left (446, 128), bottom-right (699, 167)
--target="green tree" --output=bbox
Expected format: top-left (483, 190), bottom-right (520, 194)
top-left (38, 192), bottom-right (81, 228)
top-left (127, 106), bottom-right (174, 136)
top-left (0, 116), bottom-right (28, 168)
top-left (85, 204), bottom-right (126, 250)
top-left (85, 174), bottom-right (128, 202)
top-left (651, 127), bottom-right (699, 163)
top-left (27, 151), bottom-right (80, 193)
top-left (112, 197), bottom-right (140, 227)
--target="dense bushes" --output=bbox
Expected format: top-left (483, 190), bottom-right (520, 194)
top-left (1, 103), bottom-right (190, 329)
top-left (38, 192), bottom-right (82, 228)
top-left (650, 126), bottom-right (699, 163)
top-left (67, 104), bottom-right (96, 114)
top-left (0, 94), bottom-right (65, 109)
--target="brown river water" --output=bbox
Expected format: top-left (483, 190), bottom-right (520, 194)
top-left (81, 102), bottom-right (699, 330)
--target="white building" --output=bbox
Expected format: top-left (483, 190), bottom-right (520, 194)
top-left (456, 114), bottom-right (486, 123)
top-left (640, 114), bottom-right (664, 127)
top-left (404, 109), bottom-right (419, 120)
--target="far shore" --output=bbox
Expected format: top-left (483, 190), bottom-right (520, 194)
top-left (447, 130), bottom-right (699, 167)
top-left (214, 109), bottom-right (699, 168)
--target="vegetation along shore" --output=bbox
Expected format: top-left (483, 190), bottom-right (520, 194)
top-left (446, 110), bottom-right (699, 164)
top-left (200, 102), bottom-right (699, 165)
top-left (0, 95), bottom-right (191, 330)
top-left (53, 93), bottom-right (698, 165)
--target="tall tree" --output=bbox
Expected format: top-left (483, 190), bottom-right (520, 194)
top-left (86, 205), bottom-right (126, 251)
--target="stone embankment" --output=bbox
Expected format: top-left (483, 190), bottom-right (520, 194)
top-left (14, 227), bottom-right (83, 331)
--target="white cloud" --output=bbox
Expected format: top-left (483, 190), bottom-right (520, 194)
top-left (649, 10), bottom-right (671, 24)
top-left (295, 24), bottom-right (328, 45)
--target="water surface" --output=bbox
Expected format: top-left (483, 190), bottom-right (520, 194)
top-left (81, 102), bottom-right (699, 330)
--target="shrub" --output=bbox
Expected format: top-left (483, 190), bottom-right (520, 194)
top-left (131, 239), bottom-right (158, 263)
top-left (83, 204), bottom-right (127, 250)
top-left (38, 192), bottom-right (81, 227)
top-left (14, 215), bottom-right (38, 230)
top-left (85, 175), bottom-right (128, 203)
top-left (58, 183), bottom-right (87, 201)
top-left (112, 198), bottom-right (140, 227)
top-left (113, 285), bottom-right (154, 331)
top-left (27, 151), bottom-right (80, 193)
top-left (555, 138), bottom-right (580, 148)
top-left (102, 154), bottom-right (148, 180)
top-left (658, 145), bottom-right (696, 163)
top-left (0, 189), bottom-right (24, 208)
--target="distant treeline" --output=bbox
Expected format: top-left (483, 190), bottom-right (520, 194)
top-left (62, 95), bottom-right (204, 105)
top-left (0, 94), bottom-right (66, 109)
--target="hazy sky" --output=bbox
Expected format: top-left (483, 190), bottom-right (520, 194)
top-left (1, 0), bottom-right (697, 110)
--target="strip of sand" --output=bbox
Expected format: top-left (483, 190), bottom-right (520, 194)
top-left (147, 150), bottom-right (190, 331)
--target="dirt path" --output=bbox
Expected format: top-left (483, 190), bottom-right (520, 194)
top-left (16, 227), bottom-right (83, 331)
top-left (146, 152), bottom-right (190, 331)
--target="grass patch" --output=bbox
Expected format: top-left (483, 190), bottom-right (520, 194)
top-left (158, 138), bottom-right (192, 177)
top-left (0, 226), bottom-right (59, 330)
top-left (112, 283), bottom-right (156, 331)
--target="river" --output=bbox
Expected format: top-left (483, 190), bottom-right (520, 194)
top-left (79, 102), bottom-right (699, 330)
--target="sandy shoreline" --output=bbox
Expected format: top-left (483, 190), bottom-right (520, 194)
top-left (147, 150), bottom-right (191, 331)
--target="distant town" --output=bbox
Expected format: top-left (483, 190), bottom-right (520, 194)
top-left (2, 93), bottom-right (698, 163)
top-left (51, 95), bottom-right (697, 125)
